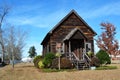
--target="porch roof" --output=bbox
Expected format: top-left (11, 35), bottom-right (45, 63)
top-left (63, 28), bottom-right (87, 41)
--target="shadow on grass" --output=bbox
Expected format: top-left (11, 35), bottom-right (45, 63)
top-left (41, 68), bottom-right (77, 73)
top-left (96, 66), bottom-right (117, 70)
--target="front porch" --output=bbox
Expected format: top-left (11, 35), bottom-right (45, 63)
top-left (60, 28), bottom-right (92, 69)
top-left (64, 39), bottom-right (85, 60)
top-left (61, 28), bottom-right (91, 60)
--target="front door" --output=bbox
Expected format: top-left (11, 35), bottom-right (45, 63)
top-left (71, 39), bottom-right (84, 59)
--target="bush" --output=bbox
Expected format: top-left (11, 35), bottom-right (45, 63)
top-left (60, 57), bottom-right (73, 69)
top-left (43, 52), bottom-right (55, 68)
top-left (51, 57), bottom-right (73, 69)
top-left (87, 51), bottom-right (94, 58)
top-left (96, 50), bottom-right (111, 65)
top-left (90, 56), bottom-right (100, 67)
top-left (38, 61), bottom-right (44, 69)
top-left (33, 55), bottom-right (43, 68)
top-left (51, 58), bottom-right (58, 69)
top-left (33, 55), bottom-right (43, 63)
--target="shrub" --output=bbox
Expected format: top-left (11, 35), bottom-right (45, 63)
top-left (33, 55), bottom-right (43, 63)
top-left (51, 58), bottom-right (58, 69)
top-left (96, 50), bottom-right (111, 65)
top-left (43, 52), bottom-right (55, 68)
top-left (90, 56), bottom-right (100, 67)
top-left (60, 57), bottom-right (73, 69)
top-left (51, 57), bottom-right (73, 69)
top-left (87, 51), bottom-right (94, 58)
top-left (55, 52), bottom-right (61, 57)
top-left (38, 61), bottom-right (44, 69)
top-left (33, 55), bottom-right (43, 68)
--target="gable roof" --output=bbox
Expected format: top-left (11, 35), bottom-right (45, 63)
top-left (63, 28), bottom-right (87, 41)
top-left (49, 9), bottom-right (97, 34)
top-left (41, 10), bottom-right (97, 45)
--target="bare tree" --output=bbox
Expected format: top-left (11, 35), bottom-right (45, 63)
top-left (0, 4), bottom-right (10, 63)
top-left (5, 26), bottom-right (27, 61)
top-left (96, 22), bottom-right (119, 56)
top-left (3, 26), bottom-right (27, 68)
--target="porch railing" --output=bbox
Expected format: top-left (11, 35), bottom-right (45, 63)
top-left (83, 51), bottom-right (91, 68)
top-left (65, 51), bottom-right (91, 69)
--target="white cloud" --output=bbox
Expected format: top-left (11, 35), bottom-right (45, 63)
top-left (83, 1), bottom-right (120, 19)
top-left (12, 1), bottom-right (120, 28)
top-left (8, 9), bottom-right (67, 28)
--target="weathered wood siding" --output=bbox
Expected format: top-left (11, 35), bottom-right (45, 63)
top-left (49, 13), bottom-right (95, 53)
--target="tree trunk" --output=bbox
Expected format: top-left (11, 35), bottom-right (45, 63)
top-left (12, 55), bottom-right (14, 69)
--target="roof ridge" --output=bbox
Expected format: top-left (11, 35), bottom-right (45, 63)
top-left (49, 9), bottom-right (78, 33)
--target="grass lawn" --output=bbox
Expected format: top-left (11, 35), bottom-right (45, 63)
top-left (0, 63), bottom-right (120, 80)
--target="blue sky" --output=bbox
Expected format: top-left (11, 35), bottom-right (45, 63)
top-left (0, 0), bottom-right (120, 58)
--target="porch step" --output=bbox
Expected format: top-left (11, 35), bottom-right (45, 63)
top-left (74, 61), bottom-right (89, 70)
top-left (66, 52), bottom-right (91, 70)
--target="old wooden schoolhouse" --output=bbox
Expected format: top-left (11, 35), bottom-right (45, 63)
top-left (41, 10), bottom-right (97, 69)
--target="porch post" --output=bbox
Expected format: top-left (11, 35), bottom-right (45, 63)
top-left (69, 41), bottom-right (71, 53)
top-left (69, 41), bottom-right (71, 60)
top-left (83, 40), bottom-right (86, 60)
top-left (63, 42), bottom-right (65, 53)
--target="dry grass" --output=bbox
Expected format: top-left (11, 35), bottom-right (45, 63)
top-left (0, 63), bottom-right (120, 80)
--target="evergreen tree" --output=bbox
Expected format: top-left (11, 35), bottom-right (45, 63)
top-left (28, 46), bottom-right (37, 58)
